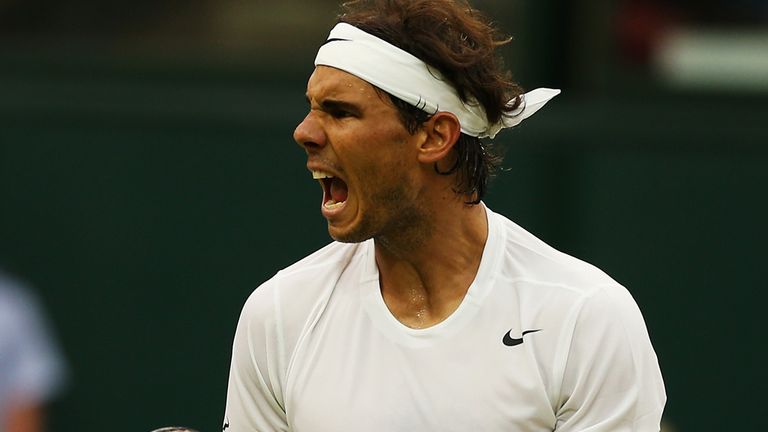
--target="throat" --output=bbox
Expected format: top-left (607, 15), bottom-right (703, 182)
top-left (374, 236), bottom-right (481, 329)
top-left (377, 261), bottom-right (470, 330)
top-left (381, 286), bottom-right (464, 329)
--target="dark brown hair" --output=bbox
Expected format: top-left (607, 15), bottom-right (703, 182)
top-left (339, 0), bottom-right (524, 203)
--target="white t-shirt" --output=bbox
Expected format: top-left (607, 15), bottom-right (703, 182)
top-left (224, 207), bottom-right (666, 431)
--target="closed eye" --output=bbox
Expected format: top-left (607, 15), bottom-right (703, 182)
top-left (323, 99), bottom-right (361, 119)
top-left (328, 107), bottom-right (354, 119)
top-left (304, 96), bottom-right (361, 119)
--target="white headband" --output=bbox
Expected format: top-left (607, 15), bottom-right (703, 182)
top-left (315, 23), bottom-right (560, 139)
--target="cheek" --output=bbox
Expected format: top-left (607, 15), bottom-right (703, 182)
top-left (335, 122), bottom-right (416, 180)
top-left (355, 149), bottom-right (410, 185)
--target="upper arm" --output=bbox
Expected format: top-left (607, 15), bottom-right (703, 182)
top-left (224, 281), bottom-right (289, 432)
top-left (554, 286), bottom-right (666, 431)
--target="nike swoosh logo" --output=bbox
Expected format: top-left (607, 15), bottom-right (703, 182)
top-left (502, 329), bottom-right (542, 346)
top-left (322, 37), bottom-right (351, 46)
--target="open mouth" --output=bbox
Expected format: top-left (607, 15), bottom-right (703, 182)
top-left (312, 170), bottom-right (348, 209)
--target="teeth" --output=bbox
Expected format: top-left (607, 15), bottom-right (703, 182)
top-left (324, 200), bottom-right (345, 209)
top-left (312, 170), bottom-right (334, 179)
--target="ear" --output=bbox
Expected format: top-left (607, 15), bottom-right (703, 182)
top-left (416, 112), bottom-right (462, 165)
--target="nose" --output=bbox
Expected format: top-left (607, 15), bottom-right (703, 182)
top-left (293, 112), bottom-right (326, 152)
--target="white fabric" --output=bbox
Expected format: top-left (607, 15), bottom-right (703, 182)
top-left (224, 207), bottom-right (666, 431)
top-left (314, 23), bottom-right (560, 139)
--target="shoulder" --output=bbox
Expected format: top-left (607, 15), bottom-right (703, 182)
top-left (241, 241), bottom-right (363, 313)
top-left (485, 211), bottom-right (664, 424)
top-left (276, 239), bottom-right (364, 281)
top-left (488, 208), bottom-right (651, 345)
top-left (229, 240), bottom-right (367, 406)
top-left (237, 240), bottom-right (367, 347)
top-left (490, 209), bottom-right (620, 297)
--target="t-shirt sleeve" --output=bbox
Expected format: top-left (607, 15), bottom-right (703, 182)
top-left (224, 280), bottom-right (289, 432)
top-left (554, 285), bottom-right (666, 432)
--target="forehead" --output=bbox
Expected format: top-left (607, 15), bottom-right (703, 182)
top-left (306, 66), bottom-right (383, 103)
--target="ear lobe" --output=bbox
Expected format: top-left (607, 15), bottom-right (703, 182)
top-left (417, 112), bottom-right (462, 164)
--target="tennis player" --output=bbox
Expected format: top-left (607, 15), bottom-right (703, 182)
top-left (223, 1), bottom-right (666, 431)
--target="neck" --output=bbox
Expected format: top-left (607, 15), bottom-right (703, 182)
top-left (373, 197), bottom-right (488, 329)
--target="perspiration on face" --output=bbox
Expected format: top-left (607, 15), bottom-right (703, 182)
top-left (312, 20), bottom-right (559, 203)
top-left (295, 66), bottom-right (434, 244)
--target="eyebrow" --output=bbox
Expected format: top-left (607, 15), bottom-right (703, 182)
top-left (305, 95), bottom-right (362, 115)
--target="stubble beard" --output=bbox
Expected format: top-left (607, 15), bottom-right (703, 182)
top-left (328, 182), bottom-right (432, 252)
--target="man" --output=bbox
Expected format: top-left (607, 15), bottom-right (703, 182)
top-left (224, 1), bottom-right (666, 431)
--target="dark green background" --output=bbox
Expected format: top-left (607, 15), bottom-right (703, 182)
top-left (1, 4), bottom-right (767, 430)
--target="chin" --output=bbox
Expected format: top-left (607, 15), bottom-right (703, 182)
top-left (328, 228), bottom-right (371, 244)
top-left (327, 219), bottom-right (377, 244)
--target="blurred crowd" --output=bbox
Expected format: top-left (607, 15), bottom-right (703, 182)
top-left (0, 270), bottom-right (66, 432)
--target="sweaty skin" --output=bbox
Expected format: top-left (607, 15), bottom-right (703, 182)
top-left (295, 66), bottom-right (488, 328)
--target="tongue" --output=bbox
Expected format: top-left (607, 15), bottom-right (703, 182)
top-left (330, 178), bottom-right (348, 202)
